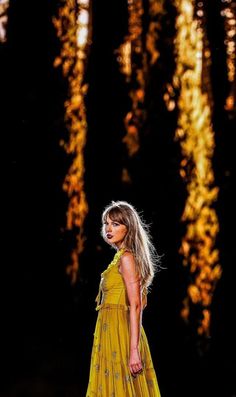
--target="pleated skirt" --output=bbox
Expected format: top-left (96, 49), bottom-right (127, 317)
top-left (85, 303), bottom-right (161, 397)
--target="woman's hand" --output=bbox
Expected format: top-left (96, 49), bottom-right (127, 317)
top-left (129, 347), bottom-right (143, 377)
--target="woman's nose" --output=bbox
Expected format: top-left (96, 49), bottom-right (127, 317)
top-left (106, 224), bottom-right (112, 232)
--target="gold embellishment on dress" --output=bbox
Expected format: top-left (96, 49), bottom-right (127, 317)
top-left (105, 368), bottom-right (109, 376)
top-left (115, 372), bottom-right (120, 380)
top-left (112, 351), bottom-right (117, 359)
top-left (102, 323), bottom-right (108, 331)
top-left (125, 374), bottom-right (131, 382)
top-left (147, 379), bottom-right (154, 387)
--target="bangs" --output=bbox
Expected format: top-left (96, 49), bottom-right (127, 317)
top-left (103, 207), bottom-right (127, 226)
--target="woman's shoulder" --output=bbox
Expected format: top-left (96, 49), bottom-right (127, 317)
top-left (120, 249), bottom-right (134, 263)
top-left (119, 250), bottom-right (140, 277)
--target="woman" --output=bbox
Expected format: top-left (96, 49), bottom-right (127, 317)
top-left (86, 200), bottom-right (161, 396)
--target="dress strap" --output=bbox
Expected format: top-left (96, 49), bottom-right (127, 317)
top-left (111, 248), bottom-right (126, 266)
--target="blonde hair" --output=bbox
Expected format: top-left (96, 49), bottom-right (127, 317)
top-left (101, 200), bottom-right (161, 294)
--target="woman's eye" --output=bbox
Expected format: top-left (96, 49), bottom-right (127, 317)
top-left (113, 222), bottom-right (119, 226)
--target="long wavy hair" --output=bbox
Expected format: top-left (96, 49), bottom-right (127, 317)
top-left (101, 200), bottom-right (161, 294)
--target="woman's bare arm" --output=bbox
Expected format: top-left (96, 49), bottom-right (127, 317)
top-left (119, 252), bottom-right (143, 376)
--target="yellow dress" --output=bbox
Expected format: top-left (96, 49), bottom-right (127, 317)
top-left (85, 249), bottom-right (161, 397)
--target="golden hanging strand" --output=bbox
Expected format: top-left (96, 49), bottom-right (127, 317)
top-left (195, 1), bottom-right (213, 108)
top-left (221, 0), bottom-right (236, 113)
top-left (174, 0), bottom-right (222, 336)
top-left (117, 0), bottom-right (165, 182)
top-left (0, 0), bottom-right (9, 43)
top-left (117, 0), bottom-right (146, 160)
top-left (53, 0), bottom-right (91, 284)
top-left (146, 0), bottom-right (165, 66)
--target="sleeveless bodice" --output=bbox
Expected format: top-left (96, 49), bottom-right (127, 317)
top-left (95, 249), bottom-right (128, 310)
top-left (95, 249), bottom-right (147, 311)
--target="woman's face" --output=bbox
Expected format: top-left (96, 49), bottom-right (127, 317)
top-left (104, 215), bottom-right (128, 248)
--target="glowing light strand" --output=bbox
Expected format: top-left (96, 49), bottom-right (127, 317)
top-left (53, 0), bottom-right (91, 284)
top-left (0, 0), bottom-right (9, 43)
top-left (118, 0), bottom-right (165, 182)
top-left (146, 0), bottom-right (165, 66)
top-left (221, 0), bottom-right (236, 112)
top-left (195, 1), bottom-right (213, 108)
top-left (117, 0), bottom-right (146, 158)
top-left (174, 0), bottom-right (222, 336)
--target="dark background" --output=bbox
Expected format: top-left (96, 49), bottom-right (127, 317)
top-left (1, 0), bottom-right (236, 396)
